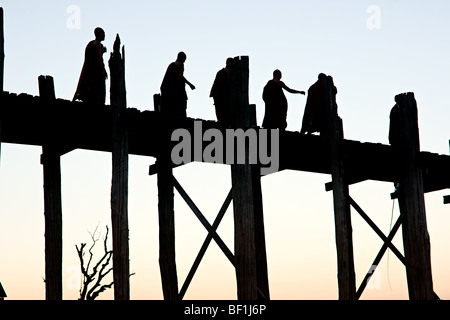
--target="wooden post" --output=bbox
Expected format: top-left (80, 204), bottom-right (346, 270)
top-left (395, 92), bottom-right (434, 300)
top-left (157, 158), bottom-right (178, 300)
top-left (0, 7), bottom-right (2, 163)
top-left (153, 89), bottom-right (178, 300)
top-left (252, 164), bottom-right (270, 300)
top-left (108, 34), bottom-right (130, 300)
top-left (325, 75), bottom-right (356, 300)
top-left (1, 7), bottom-right (4, 92)
top-left (229, 56), bottom-right (269, 300)
top-left (39, 75), bottom-right (62, 300)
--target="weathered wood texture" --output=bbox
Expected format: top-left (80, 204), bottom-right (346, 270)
top-left (325, 76), bottom-right (356, 300)
top-left (395, 92), bottom-right (434, 300)
top-left (109, 35), bottom-right (130, 300)
top-left (39, 75), bottom-right (62, 300)
top-left (229, 56), bottom-right (269, 300)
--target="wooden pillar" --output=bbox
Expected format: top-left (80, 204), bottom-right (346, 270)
top-left (395, 92), bottom-right (434, 300)
top-left (1, 7), bottom-right (4, 92)
top-left (229, 56), bottom-right (269, 300)
top-left (252, 164), bottom-right (270, 300)
top-left (157, 157), bottom-right (178, 300)
top-left (39, 75), bottom-right (62, 300)
top-left (325, 76), bottom-right (356, 300)
top-left (153, 88), bottom-right (178, 300)
top-left (108, 34), bottom-right (130, 300)
top-left (0, 7), bottom-right (4, 169)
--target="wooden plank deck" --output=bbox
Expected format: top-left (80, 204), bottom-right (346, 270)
top-left (1, 91), bottom-right (449, 194)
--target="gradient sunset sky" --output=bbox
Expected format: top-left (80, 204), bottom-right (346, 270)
top-left (1, 1), bottom-right (450, 300)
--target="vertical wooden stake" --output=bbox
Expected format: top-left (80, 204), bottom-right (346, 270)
top-left (395, 92), bottom-right (434, 300)
top-left (325, 76), bottom-right (356, 300)
top-left (252, 164), bottom-right (270, 300)
top-left (1, 7), bottom-right (4, 92)
top-left (39, 75), bottom-right (62, 300)
top-left (153, 86), bottom-right (178, 299)
top-left (229, 56), bottom-right (269, 300)
top-left (157, 158), bottom-right (178, 300)
top-left (109, 34), bottom-right (130, 300)
top-left (0, 6), bottom-right (2, 163)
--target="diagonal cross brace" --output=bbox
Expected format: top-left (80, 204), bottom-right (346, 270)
top-left (350, 196), bottom-right (440, 300)
top-left (349, 196), bottom-right (406, 299)
top-left (356, 212), bottom-right (404, 299)
top-left (178, 189), bottom-right (233, 299)
top-left (172, 177), bottom-right (235, 264)
top-left (349, 196), bottom-right (405, 263)
top-left (173, 177), bottom-right (268, 300)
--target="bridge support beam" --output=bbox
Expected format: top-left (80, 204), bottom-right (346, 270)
top-left (395, 92), bottom-right (434, 300)
top-left (39, 75), bottom-right (63, 300)
top-left (0, 7), bottom-right (2, 165)
top-left (109, 35), bottom-right (130, 300)
top-left (325, 75), bottom-right (356, 300)
top-left (157, 159), bottom-right (178, 300)
top-left (229, 56), bottom-right (269, 300)
top-left (1, 7), bottom-right (4, 92)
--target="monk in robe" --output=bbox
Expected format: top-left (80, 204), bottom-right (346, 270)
top-left (160, 51), bottom-right (195, 117)
top-left (388, 103), bottom-right (402, 189)
top-left (262, 69), bottom-right (305, 130)
top-left (73, 27), bottom-right (108, 105)
top-left (210, 57), bottom-right (232, 126)
top-left (300, 73), bottom-right (337, 135)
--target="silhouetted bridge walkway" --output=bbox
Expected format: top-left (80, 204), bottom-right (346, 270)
top-left (1, 90), bottom-right (450, 192)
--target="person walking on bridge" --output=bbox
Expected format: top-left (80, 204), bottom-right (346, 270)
top-left (160, 51), bottom-right (196, 117)
top-left (73, 27), bottom-right (108, 105)
top-left (262, 69), bottom-right (305, 130)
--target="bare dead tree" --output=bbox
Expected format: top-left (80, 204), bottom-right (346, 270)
top-left (76, 225), bottom-right (114, 300)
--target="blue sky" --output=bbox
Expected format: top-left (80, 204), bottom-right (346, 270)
top-left (1, 1), bottom-right (450, 300)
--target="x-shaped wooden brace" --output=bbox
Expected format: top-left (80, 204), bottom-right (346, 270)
top-left (172, 177), bottom-right (234, 299)
top-left (349, 196), bottom-right (405, 299)
top-left (350, 196), bottom-right (440, 299)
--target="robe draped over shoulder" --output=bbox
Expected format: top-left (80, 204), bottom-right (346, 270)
top-left (74, 40), bottom-right (107, 104)
top-left (262, 80), bottom-right (288, 129)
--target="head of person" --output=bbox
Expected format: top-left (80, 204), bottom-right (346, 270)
top-left (177, 51), bottom-right (187, 63)
top-left (318, 73), bottom-right (326, 80)
top-left (226, 57), bottom-right (233, 68)
top-left (94, 27), bottom-right (105, 41)
top-left (273, 69), bottom-right (282, 80)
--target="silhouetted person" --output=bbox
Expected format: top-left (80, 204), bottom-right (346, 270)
top-left (210, 57), bottom-right (232, 126)
top-left (389, 103), bottom-right (402, 190)
top-left (389, 103), bottom-right (400, 146)
top-left (73, 27), bottom-right (108, 105)
top-left (300, 73), bottom-right (337, 135)
top-left (262, 69), bottom-right (305, 130)
top-left (160, 51), bottom-right (195, 117)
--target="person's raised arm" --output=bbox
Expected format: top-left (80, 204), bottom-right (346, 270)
top-left (281, 81), bottom-right (304, 95)
top-left (184, 77), bottom-right (196, 90)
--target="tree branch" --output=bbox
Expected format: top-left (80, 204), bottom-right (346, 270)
top-left (76, 225), bottom-right (116, 300)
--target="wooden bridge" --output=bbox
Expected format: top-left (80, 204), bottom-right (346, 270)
top-left (1, 8), bottom-right (449, 300)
